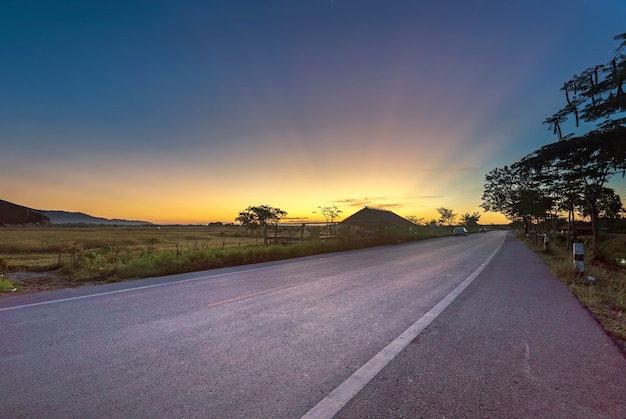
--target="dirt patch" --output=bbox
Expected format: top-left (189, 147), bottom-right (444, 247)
top-left (2, 270), bottom-right (107, 296)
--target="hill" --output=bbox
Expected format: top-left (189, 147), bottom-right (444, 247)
top-left (42, 210), bottom-right (153, 226)
top-left (0, 199), bottom-right (50, 226)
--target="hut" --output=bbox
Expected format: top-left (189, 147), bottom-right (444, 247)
top-left (340, 206), bottom-right (415, 238)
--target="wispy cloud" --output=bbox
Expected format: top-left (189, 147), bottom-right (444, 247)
top-left (331, 197), bottom-right (389, 207)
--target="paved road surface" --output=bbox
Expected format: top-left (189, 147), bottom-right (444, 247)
top-left (1, 231), bottom-right (625, 418)
top-left (333, 233), bottom-right (626, 418)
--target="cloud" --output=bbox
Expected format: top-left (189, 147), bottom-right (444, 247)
top-left (331, 197), bottom-right (389, 207)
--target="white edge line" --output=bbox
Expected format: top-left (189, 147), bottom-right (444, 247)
top-left (301, 235), bottom-right (505, 419)
top-left (0, 265), bottom-right (277, 312)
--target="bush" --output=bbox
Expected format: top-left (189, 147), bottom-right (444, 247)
top-left (0, 274), bottom-right (18, 293)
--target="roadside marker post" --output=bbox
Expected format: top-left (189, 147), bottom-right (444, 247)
top-left (543, 234), bottom-right (550, 252)
top-left (573, 243), bottom-right (584, 273)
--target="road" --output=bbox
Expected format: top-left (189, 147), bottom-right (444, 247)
top-left (1, 231), bottom-right (625, 418)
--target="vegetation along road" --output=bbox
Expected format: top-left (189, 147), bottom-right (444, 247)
top-left (1, 231), bottom-right (625, 418)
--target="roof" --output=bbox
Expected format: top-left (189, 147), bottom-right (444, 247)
top-left (340, 207), bottom-right (414, 228)
top-left (0, 199), bottom-right (50, 226)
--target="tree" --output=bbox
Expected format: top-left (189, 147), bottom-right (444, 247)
top-left (436, 207), bottom-right (457, 227)
top-left (537, 32), bottom-right (626, 249)
top-left (544, 32), bottom-right (626, 136)
top-left (481, 165), bottom-right (553, 235)
top-left (406, 216), bottom-right (425, 226)
top-left (235, 205), bottom-right (287, 245)
top-left (316, 205), bottom-right (343, 236)
top-left (581, 187), bottom-right (624, 222)
top-left (516, 130), bottom-right (626, 248)
top-left (460, 212), bottom-right (481, 230)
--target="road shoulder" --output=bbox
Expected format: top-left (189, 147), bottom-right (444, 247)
top-left (336, 232), bottom-right (626, 418)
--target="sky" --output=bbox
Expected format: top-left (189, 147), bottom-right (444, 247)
top-left (2, 0), bottom-right (625, 225)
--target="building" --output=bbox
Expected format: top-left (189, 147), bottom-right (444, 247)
top-left (340, 206), bottom-right (415, 238)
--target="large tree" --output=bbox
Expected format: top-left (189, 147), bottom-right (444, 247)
top-left (460, 212), bottom-right (481, 230)
top-left (481, 165), bottom-right (553, 235)
top-left (545, 32), bottom-right (626, 137)
top-left (436, 207), bottom-right (457, 227)
top-left (540, 32), bottom-right (626, 248)
top-left (235, 205), bottom-right (287, 245)
top-left (581, 187), bottom-right (624, 223)
top-left (516, 128), bottom-right (626, 248)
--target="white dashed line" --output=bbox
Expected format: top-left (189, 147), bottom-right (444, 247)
top-left (302, 236), bottom-right (505, 419)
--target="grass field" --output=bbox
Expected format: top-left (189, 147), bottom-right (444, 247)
top-left (0, 223), bottom-right (443, 292)
top-left (2, 225), bottom-right (624, 353)
top-left (0, 225), bottom-right (263, 269)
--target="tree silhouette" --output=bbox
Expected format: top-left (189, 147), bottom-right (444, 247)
top-left (235, 205), bottom-right (287, 245)
top-left (460, 212), bottom-right (481, 230)
top-left (544, 32), bottom-right (626, 135)
top-left (436, 207), bottom-right (457, 227)
top-left (316, 205), bottom-right (343, 236)
top-left (482, 31), bottom-right (626, 249)
top-left (516, 128), bottom-right (626, 248)
top-left (481, 165), bottom-right (552, 235)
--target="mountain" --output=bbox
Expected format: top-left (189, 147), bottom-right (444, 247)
top-left (42, 210), bottom-right (153, 226)
top-left (0, 199), bottom-right (50, 226)
top-left (1, 199), bottom-right (152, 226)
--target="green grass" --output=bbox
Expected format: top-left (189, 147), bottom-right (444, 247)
top-left (1, 224), bottom-right (451, 292)
top-left (0, 274), bottom-right (19, 293)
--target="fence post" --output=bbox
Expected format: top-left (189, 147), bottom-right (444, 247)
top-left (543, 234), bottom-right (550, 252)
top-left (573, 242), bottom-right (584, 273)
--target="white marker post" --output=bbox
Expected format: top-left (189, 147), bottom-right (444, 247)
top-left (573, 242), bottom-right (584, 273)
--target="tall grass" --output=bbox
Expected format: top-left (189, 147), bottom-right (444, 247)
top-left (1, 224), bottom-right (448, 287)
top-left (0, 225), bottom-right (261, 270)
top-left (61, 236), bottom-right (389, 282)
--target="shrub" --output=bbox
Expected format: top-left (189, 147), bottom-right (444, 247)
top-left (0, 274), bottom-right (18, 293)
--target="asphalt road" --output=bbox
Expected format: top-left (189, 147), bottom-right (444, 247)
top-left (1, 231), bottom-right (625, 418)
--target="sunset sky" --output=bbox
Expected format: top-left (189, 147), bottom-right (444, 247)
top-left (2, 1), bottom-right (625, 225)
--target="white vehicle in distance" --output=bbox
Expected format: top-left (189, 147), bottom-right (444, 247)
top-left (453, 227), bottom-right (468, 236)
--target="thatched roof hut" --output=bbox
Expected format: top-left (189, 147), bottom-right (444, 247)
top-left (0, 199), bottom-right (50, 226)
top-left (340, 206), bottom-right (415, 237)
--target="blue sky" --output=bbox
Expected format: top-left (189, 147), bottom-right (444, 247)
top-left (1, 0), bottom-right (625, 224)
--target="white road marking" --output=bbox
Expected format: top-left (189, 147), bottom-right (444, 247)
top-left (302, 236), bottom-right (505, 419)
top-left (523, 340), bottom-right (534, 380)
top-left (0, 265), bottom-right (278, 312)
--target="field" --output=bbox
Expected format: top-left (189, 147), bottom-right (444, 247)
top-left (2, 225), bottom-right (624, 352)
top-left (0, 223), bottom-right (443, 292)
top-left (0, 225), bottom-right (263, 269)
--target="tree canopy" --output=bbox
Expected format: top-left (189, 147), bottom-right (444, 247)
top-left (482, 31), bottom-right (626, 248)
top-left (460, 212), bottom-right (481, 229)
top-left (235, 205), bottom-right (287, 244)
top-left (436, 207), bottom-right (457, 227)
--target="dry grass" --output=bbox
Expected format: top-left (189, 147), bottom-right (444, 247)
top-left (0, 223), bottom-right (445, 294)
top-left (0, 225), bottom-right (262, 269)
